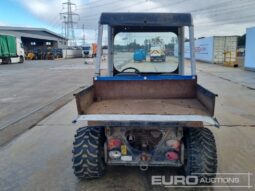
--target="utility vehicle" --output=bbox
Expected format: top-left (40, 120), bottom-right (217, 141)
top-left (72, 13), bottom-right (219, 181)
top-left (150, 44), bottom-right (166, 62)
top-left (133, 49), bottom-right (146, 62)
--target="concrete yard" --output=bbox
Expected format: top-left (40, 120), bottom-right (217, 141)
top-left (0, 60), bottom-right (255, 190)
top-left (114, 52), bottom-right (178, 73)
top-left (0, 59), bottom-right (95, 127)
top-left (0, 59), bottom-right (95, 145)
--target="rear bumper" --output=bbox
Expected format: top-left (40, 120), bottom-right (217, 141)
top-left (107, 160), bottom-right (183, 167)
top-left (73, 114), bottom-right (220, 128)
top-left (150, 55), bottom-right (165, 59)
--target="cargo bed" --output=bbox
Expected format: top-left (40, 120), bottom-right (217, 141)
top-left (86, 99), bottom-right (208, 115)
top-left (74, 76), bottom-right (219, 126)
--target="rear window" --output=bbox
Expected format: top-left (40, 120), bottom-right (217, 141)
top-left (113, 32), bottom-right (178, 73)
top-left (83, 47), bottom-right (90, 51)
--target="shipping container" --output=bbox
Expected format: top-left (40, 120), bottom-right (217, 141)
top-left (244, 27), bottom-right (255, 71)
top-left (62, 48), bottom-right (83, 59)
top-left (175, 36), bottom-right (238, 65)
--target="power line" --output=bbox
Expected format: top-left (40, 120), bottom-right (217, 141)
top-left (60, 0), bottom-right (80, 46)
top-left (193, 2), bottom-right (255, 25)
top-left (195, 14), bottom-right (255, 27)
top-left (48, 15), bottom-right (61, 28)
top-left (77, 0), bottom-right (120, 10)
top-left (62, 0), bottom-right (254, 21)
top-left (45, 11), bottom-right (63, 30)
top-left (190, 0), bottom-right (251, 13)
top-left (79, 0), bottom-right (110, 8)
top-left (78, 0), bottom-right (146, 20)
top-left (77, 0), bottom-right (184, 23)
top-left (49, 0), bottom-right (255, 36)
top-left (76, 0), bottom-right (240, 22)
top-left (191, 1), bottom-right (254, 18)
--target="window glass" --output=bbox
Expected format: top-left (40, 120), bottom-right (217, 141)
top-left (114, 32), bottom-right (178, 73)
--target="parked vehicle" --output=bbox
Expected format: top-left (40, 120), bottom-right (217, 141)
top-left (150, 45), bottom-right (166, 62)
top-left (133, 49), bottom-right (146, 62)
top-left (82, 43), bottom-right (97, 58)
top-left (72, 13), bottom-right (218, 183)
top-left (0, 34), bottom-right (25, 64)
top-left (26, 52), bottom-right (36, 60)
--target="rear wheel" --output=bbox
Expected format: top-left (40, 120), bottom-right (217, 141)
top-left (7, 58), bottom-right (11, 64)
top-left (19, 56), bottom-right (24, 63)
top-left (183, 128), bottom-right (217, 182)
top-left (72, 126), bottom-right (106, 179)
top-left (3, 57), bottom-right (11, 64)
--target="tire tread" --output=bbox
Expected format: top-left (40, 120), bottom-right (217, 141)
top-left (72, 126), bottom-right (105, 179)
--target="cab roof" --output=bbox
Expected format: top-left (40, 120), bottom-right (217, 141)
top-left (99, 12), bottom-right (193, 27)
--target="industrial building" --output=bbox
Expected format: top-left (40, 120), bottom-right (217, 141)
top-left (0, 26), bottom-right (67, 52)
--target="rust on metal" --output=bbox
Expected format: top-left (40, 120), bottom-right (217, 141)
top-left (74, 86), bottom-right (95, 114)
top-left (75, 80), bottom-right (216, 118)
top-left (94, 80), bottom-right (197, 100)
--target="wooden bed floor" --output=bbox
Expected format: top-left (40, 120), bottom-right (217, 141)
top-left (86, 99), bottom-right (209, 115)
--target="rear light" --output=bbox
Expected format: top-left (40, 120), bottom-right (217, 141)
top-left (109, 150), bottom-right (121, 160)
top-left (108, 138), bottom-right (122, 160)
top-left (165, 151), bottom-right (179, 161)
top-left (108, 138), bottom-right (122, 150)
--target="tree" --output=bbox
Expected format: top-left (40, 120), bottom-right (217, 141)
top-left (151, 36), bottom-right (163, 46)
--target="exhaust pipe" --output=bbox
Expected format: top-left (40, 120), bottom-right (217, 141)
top-left (139, 163), bottom-right (149, 171)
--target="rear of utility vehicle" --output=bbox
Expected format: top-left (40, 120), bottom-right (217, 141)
top-left (72, 13), bottom-right (219, 182)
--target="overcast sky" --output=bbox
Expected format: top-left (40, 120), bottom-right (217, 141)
top-left (1, 0), bottom-right (255, 44)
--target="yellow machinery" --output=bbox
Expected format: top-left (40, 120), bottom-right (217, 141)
top-left (26, 52), bottom-right (35, 60)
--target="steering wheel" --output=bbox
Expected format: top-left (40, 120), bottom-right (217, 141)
top-left (120, 67), bottom-right (141, 73)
